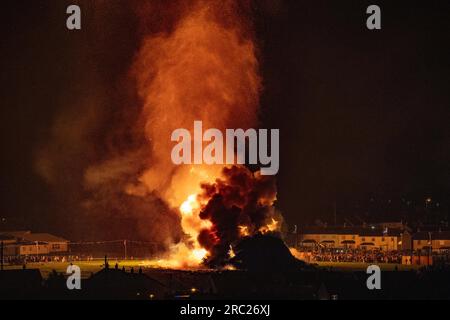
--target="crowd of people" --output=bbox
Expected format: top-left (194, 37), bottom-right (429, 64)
top-left (1, 254), bottom-right (96, 266)
top-left (294, 247), bottom-right (429, 264)
top-left (307, 248), bottom-right (403, 264)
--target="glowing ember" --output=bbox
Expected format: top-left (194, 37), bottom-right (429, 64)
top-left (228, 245), bottom-right (236, 258)
top-left (239, 225), bottom-right (250, 237)
top-left (260, 218), bottom-right (279, 234)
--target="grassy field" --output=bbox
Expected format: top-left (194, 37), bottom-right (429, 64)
top-left (3, 259), bottom-right (421, 278)
top-left (3, 260), bottom-right (155, 279)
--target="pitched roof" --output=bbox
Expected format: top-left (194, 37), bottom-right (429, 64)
top-left (301, 227), bottom-right (361, 235)
top-left (17, 241), bottom-right (49, 246)
top-left (413, 231), bottom-right (450, 240)
top-left (359, 228), bottom-right (402, 237)
top-left (19, 233), bottom-right (68, 243)
top-left (0, 231), bottom-right (31, 238)
top-left (302, 226), bottom-right (402, 237)
top-left (0, 234), bottom-right (16, 241)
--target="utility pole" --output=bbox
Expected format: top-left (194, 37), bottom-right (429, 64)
top-left (293, 225), bottom-right (298, 249)
top-left (124, 240), bottom-right (127, 260)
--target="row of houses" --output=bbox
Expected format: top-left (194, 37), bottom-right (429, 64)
top-left (297, 223), bottom-right (450, 252)
top-left (0, 231), bottom-right (69, 256)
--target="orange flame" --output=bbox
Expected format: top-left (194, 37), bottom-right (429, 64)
top-left (239, 225), bottom-right (250, 237)
top-left (130, 1), bottom-right (272, 268)
top-left (259, 218), bottom-right (279, 234)
top-left (153, 191), bottom-right (211, 268)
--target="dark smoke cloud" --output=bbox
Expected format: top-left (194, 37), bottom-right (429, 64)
top-left (197, 165), bottom-right (280, 267)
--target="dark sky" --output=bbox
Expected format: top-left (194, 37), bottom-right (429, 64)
top-left (256, 1), bottom-right (450, 224)
top-left (1, 0), bottom-right (449, 236)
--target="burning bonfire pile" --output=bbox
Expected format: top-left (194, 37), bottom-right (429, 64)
top-left (155, 165), bottom-right (282, 269)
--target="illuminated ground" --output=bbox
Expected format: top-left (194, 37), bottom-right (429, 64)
top-left (2, 259), bottom-right (421, 278)
top-left (2, 260), bottom-right (166, 279)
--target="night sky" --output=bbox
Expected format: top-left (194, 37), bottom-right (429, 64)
top-left (1, 0), bottom-right (449, 238)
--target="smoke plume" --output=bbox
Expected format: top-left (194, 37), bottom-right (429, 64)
top-left (34, 0), bottom-right (279, 263)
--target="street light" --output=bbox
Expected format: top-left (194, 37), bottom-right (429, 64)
top-left (425, 198), bottom-right (432, 209)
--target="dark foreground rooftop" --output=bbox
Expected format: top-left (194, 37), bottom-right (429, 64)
top-left (1, 266), bottom-right (449, 300)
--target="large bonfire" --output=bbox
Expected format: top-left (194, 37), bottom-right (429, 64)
top-left (127, 0), bottom-right (282, 268)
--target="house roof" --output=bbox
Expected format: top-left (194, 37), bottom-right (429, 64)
top-left (301, 227), bottom-right (362, 235)
top-left (359, 229), bottom-right (402, 237)
top-left (302, 226), bottom-right (402, 237)
top-left (0, 231), bottom-right (31, 238)
top-left (0, 231), bottom-right (68, 243)
top-left (17, 241), bottom-right (49, 246)
top-left (413, 231), bottom-right (450, 240)
top-left (20, 233), bottom-right (68, 243)
top-left (0, 234), bottom-right (16, 241)
top-left (413, 226), bottom-right (450, 233)
top-left (433, 231), bottom-right (450, 240)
